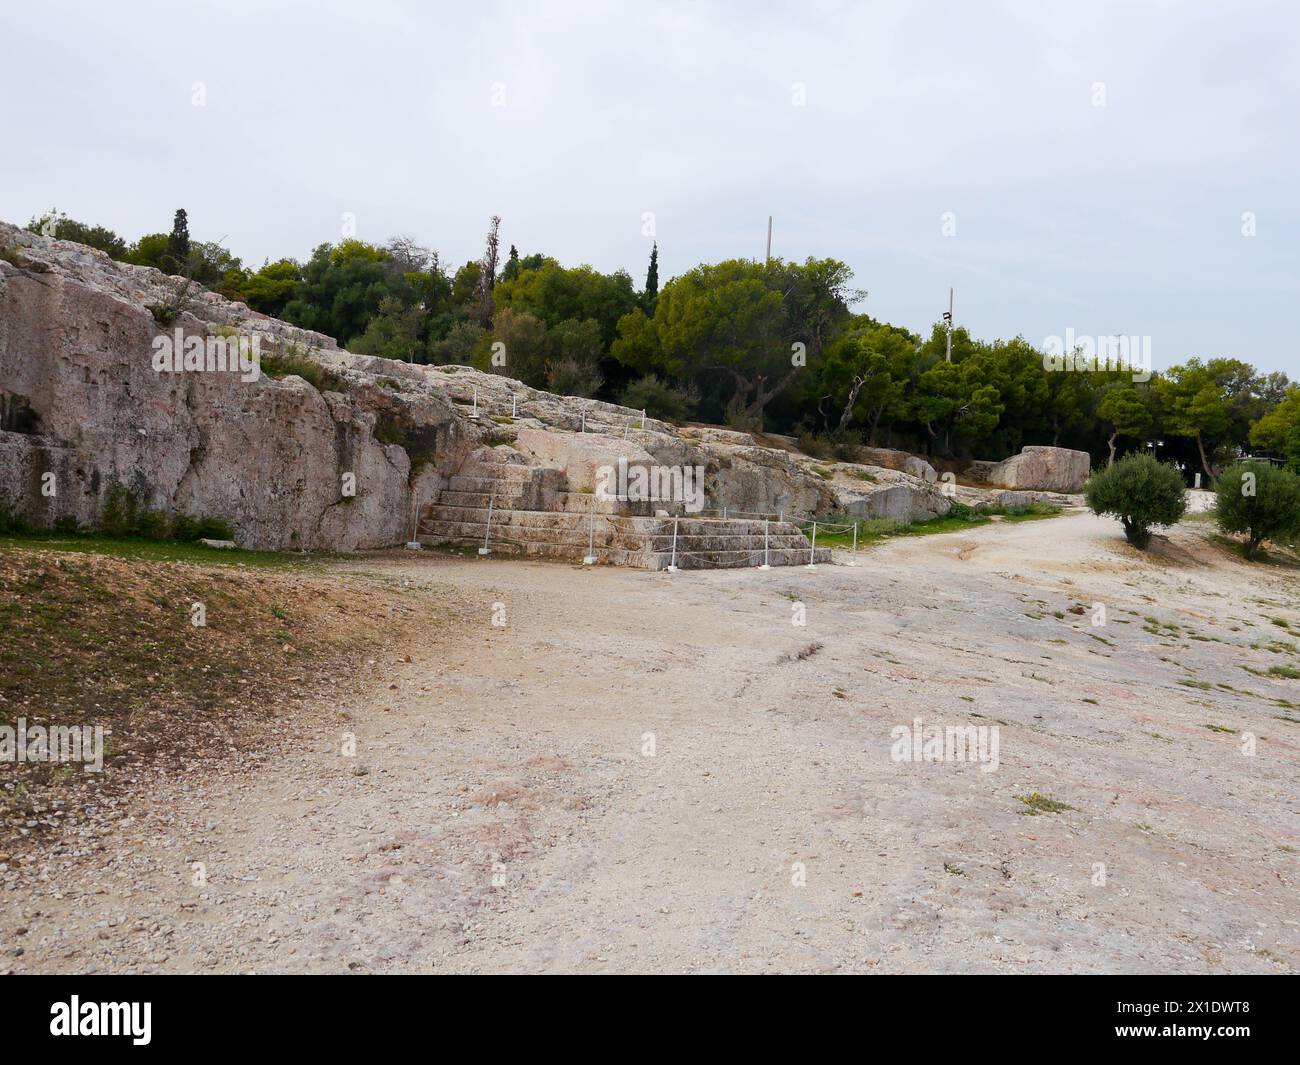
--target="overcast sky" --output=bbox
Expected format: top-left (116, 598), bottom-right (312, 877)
top-left (2, 0), bottom-right (1296, 374)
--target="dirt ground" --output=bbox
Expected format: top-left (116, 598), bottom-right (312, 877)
top-left (3, 510), bottom-right (1298, 973)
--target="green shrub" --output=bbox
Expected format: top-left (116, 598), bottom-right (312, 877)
top-left (1215, 461), bottom-right (1300, 557)
top-left (796, 427), bottom-right (862, 462)
top-left (831, 429), bottom-right (864, 463)
top-left (258, 345), bottom-right (343, 392)
top-left (544, 357), bottom-right (602, 399)
top-left (1084, 453), bottom-right (1187, 549)
top-left (98, 484), bottom-right (233, 542)
top-left (188, 515), bottom-right (235, 541)
top-left (946, 501), bottom-right (986, 523)
top-left (0, 501), bottom-right (28, 534)
top-left (169, 513), bottom-right (234, 542)
top-left (796, 429), bottom-right (834, 459)
top-left (620, 375), bottom-right (696, 424)
top-left (136, 509), bottom-right (172, 540)
top-left (100, 485), bottom-right (139, 537)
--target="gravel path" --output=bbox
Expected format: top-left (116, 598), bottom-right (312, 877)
top-left (5, 511), bottom-right (1298, 973)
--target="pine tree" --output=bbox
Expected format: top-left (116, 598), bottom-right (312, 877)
top-left (644, 242), bottom-right (659, 313)
top-left (166, 209), bottom-right (190, 275)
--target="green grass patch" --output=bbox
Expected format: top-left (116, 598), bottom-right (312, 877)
top-left (1017, 792), bottom-right (1074, 815)
top-left (257, 347), bottom-right (344, 392)
top-left (992, 501), bottom-right (1064, 523)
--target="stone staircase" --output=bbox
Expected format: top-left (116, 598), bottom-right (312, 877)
top-left (418, 448), bottom-right (831, 570)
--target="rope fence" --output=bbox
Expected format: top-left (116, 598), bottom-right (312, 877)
top-left (421, 497), bottom-right (859, 572)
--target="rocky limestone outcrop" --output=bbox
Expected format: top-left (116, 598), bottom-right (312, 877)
top-left (859, 446), bottom-right (937, 482)
top-left (0, 220), bottom-right (1007, 551)
top-left (0, 222), bottom-right (480, 549)
top-left (973, 445), bottom-right (1092, 494)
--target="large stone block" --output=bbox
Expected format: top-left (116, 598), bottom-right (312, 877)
top-left (839, 483), bottom-right (952, 523)
top-left (984, 446), bottom-right (1091, 493)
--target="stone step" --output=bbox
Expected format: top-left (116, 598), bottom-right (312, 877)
top-left (437, 538), bottom-right (652, 567)
top-left (418, 499), bottom-right (829, 570)
top-left (647, 535), bottom-right (814, 551)
top-left (447, 472), bottom-right (535, 493)
top-left (434, 490), bottom-right (634, 515)
top-left (421, 521), bottom-right (589, 548)
top-left (646, 547), bottom-right (833, 570)
top-left (549, 491), bottom-right (639, 515)
top-left (422, 506), bottom-right (643, 535)
top-left (422, 526), bottom-right (827, 570)
top-left (657, 518), bottom-right (807, 536)
top-left (436, 489), bottom-right (529, 509)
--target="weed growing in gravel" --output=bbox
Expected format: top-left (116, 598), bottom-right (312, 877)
top-left (1017, 792), bottom-right (1074, 815)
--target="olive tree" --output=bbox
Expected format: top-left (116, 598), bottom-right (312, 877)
top-left (1215, 461), bottom-right (1300, 557)
top-left (1084, 453), bottom-right (1187, 549)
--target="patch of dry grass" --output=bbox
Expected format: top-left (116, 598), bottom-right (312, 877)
top-left (0, 547), bottom-right (443, 846)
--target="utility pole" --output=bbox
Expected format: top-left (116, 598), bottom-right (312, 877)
top-left (943, 287), bottom-right (954, 362)
top-left (765, 216), bottom-right (772, 265)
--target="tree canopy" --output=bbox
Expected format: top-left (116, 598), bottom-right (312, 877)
top-left (25, 206), bottom-right (1294, 479)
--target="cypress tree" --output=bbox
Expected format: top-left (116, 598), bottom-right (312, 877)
top-left (502, 243), bottom-right (520, 282)
top-left (644, 242), bottom-right (659, 312)
top-left (166, 209), bottom-right (190, 274)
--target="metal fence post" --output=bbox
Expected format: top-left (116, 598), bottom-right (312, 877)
top-left (479, 494), bottom-right (494, 555)
top-left (511, 394), bottom-right (517, 418)
top-left (472, 387), bottom-right (478, 418)
top-left (405, 488), bottom-right (423, 550)
top-left (848, 520), bottom-right (858, 565)
top-left (580, 411), bottom-right (586, 433)
top-left (583, 495), bottom-right (597, 565)
top-left (641, 408), bottom-right (646, 430)
top-left (806, 520), bottom-right (817, 569)
top-left (667, 516), bottom-right (679, 573)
